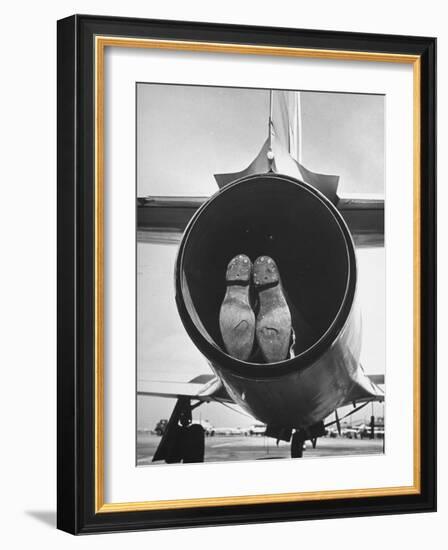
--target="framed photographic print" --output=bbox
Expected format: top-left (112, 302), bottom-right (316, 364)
top-left (57, 15), bottom-right (436, 534)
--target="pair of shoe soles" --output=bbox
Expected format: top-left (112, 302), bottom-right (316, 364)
top-left (219, 254), bottom-right (292, 363)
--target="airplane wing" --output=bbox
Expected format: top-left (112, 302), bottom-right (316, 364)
top-left (342, 371), bottom-right (385, 406)
top-left (138, 373), bottom-right (233, 403)
top-left (137, 193), bottom-right (384, 248)
top-left (138, 370), bottom-right (383, 409)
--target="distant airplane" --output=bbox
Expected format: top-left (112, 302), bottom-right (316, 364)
top-left (137, 90), bottom-right (385, 462)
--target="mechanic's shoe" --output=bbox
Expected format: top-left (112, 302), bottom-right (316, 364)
top-left (253, 256), bottom-right (292, 363)
top-left (219, 254), bottom-right (255, 361)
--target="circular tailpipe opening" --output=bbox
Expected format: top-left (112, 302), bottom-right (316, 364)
top-left (176, 174), bottom-right (356, 377)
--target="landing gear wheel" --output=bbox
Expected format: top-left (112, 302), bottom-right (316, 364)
top-left (164, 425), bottom-right (184, 464)
top-left (291, 430), bottom-right (305, 458)
top-left (182, 424), bottom-right (205, 463)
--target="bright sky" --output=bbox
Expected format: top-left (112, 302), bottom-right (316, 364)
top-left (137, 84), bottom-right (384, 197)
top-left (136, 84), bottom-right (385, 430)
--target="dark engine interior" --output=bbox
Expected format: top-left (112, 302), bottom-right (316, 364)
top-left (178, 175), bottom-right (354, 363)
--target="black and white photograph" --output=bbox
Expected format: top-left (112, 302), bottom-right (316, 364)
top-left (136, 83), bottom-right (385, 465)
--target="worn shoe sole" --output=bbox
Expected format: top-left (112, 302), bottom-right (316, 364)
top-left (253, 256), bottom-right (292, 363)
top-left (219, 254), bottom-right (255, 361)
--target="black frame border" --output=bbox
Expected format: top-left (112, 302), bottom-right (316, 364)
top-left (57, 14), bottom-right (436, 534)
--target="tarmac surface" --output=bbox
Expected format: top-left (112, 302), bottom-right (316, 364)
top-left (137, 433), bottom-right (384, 465)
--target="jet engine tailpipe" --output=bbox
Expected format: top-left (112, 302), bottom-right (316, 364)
top-left (175, 173), bottom-right (357, 380)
